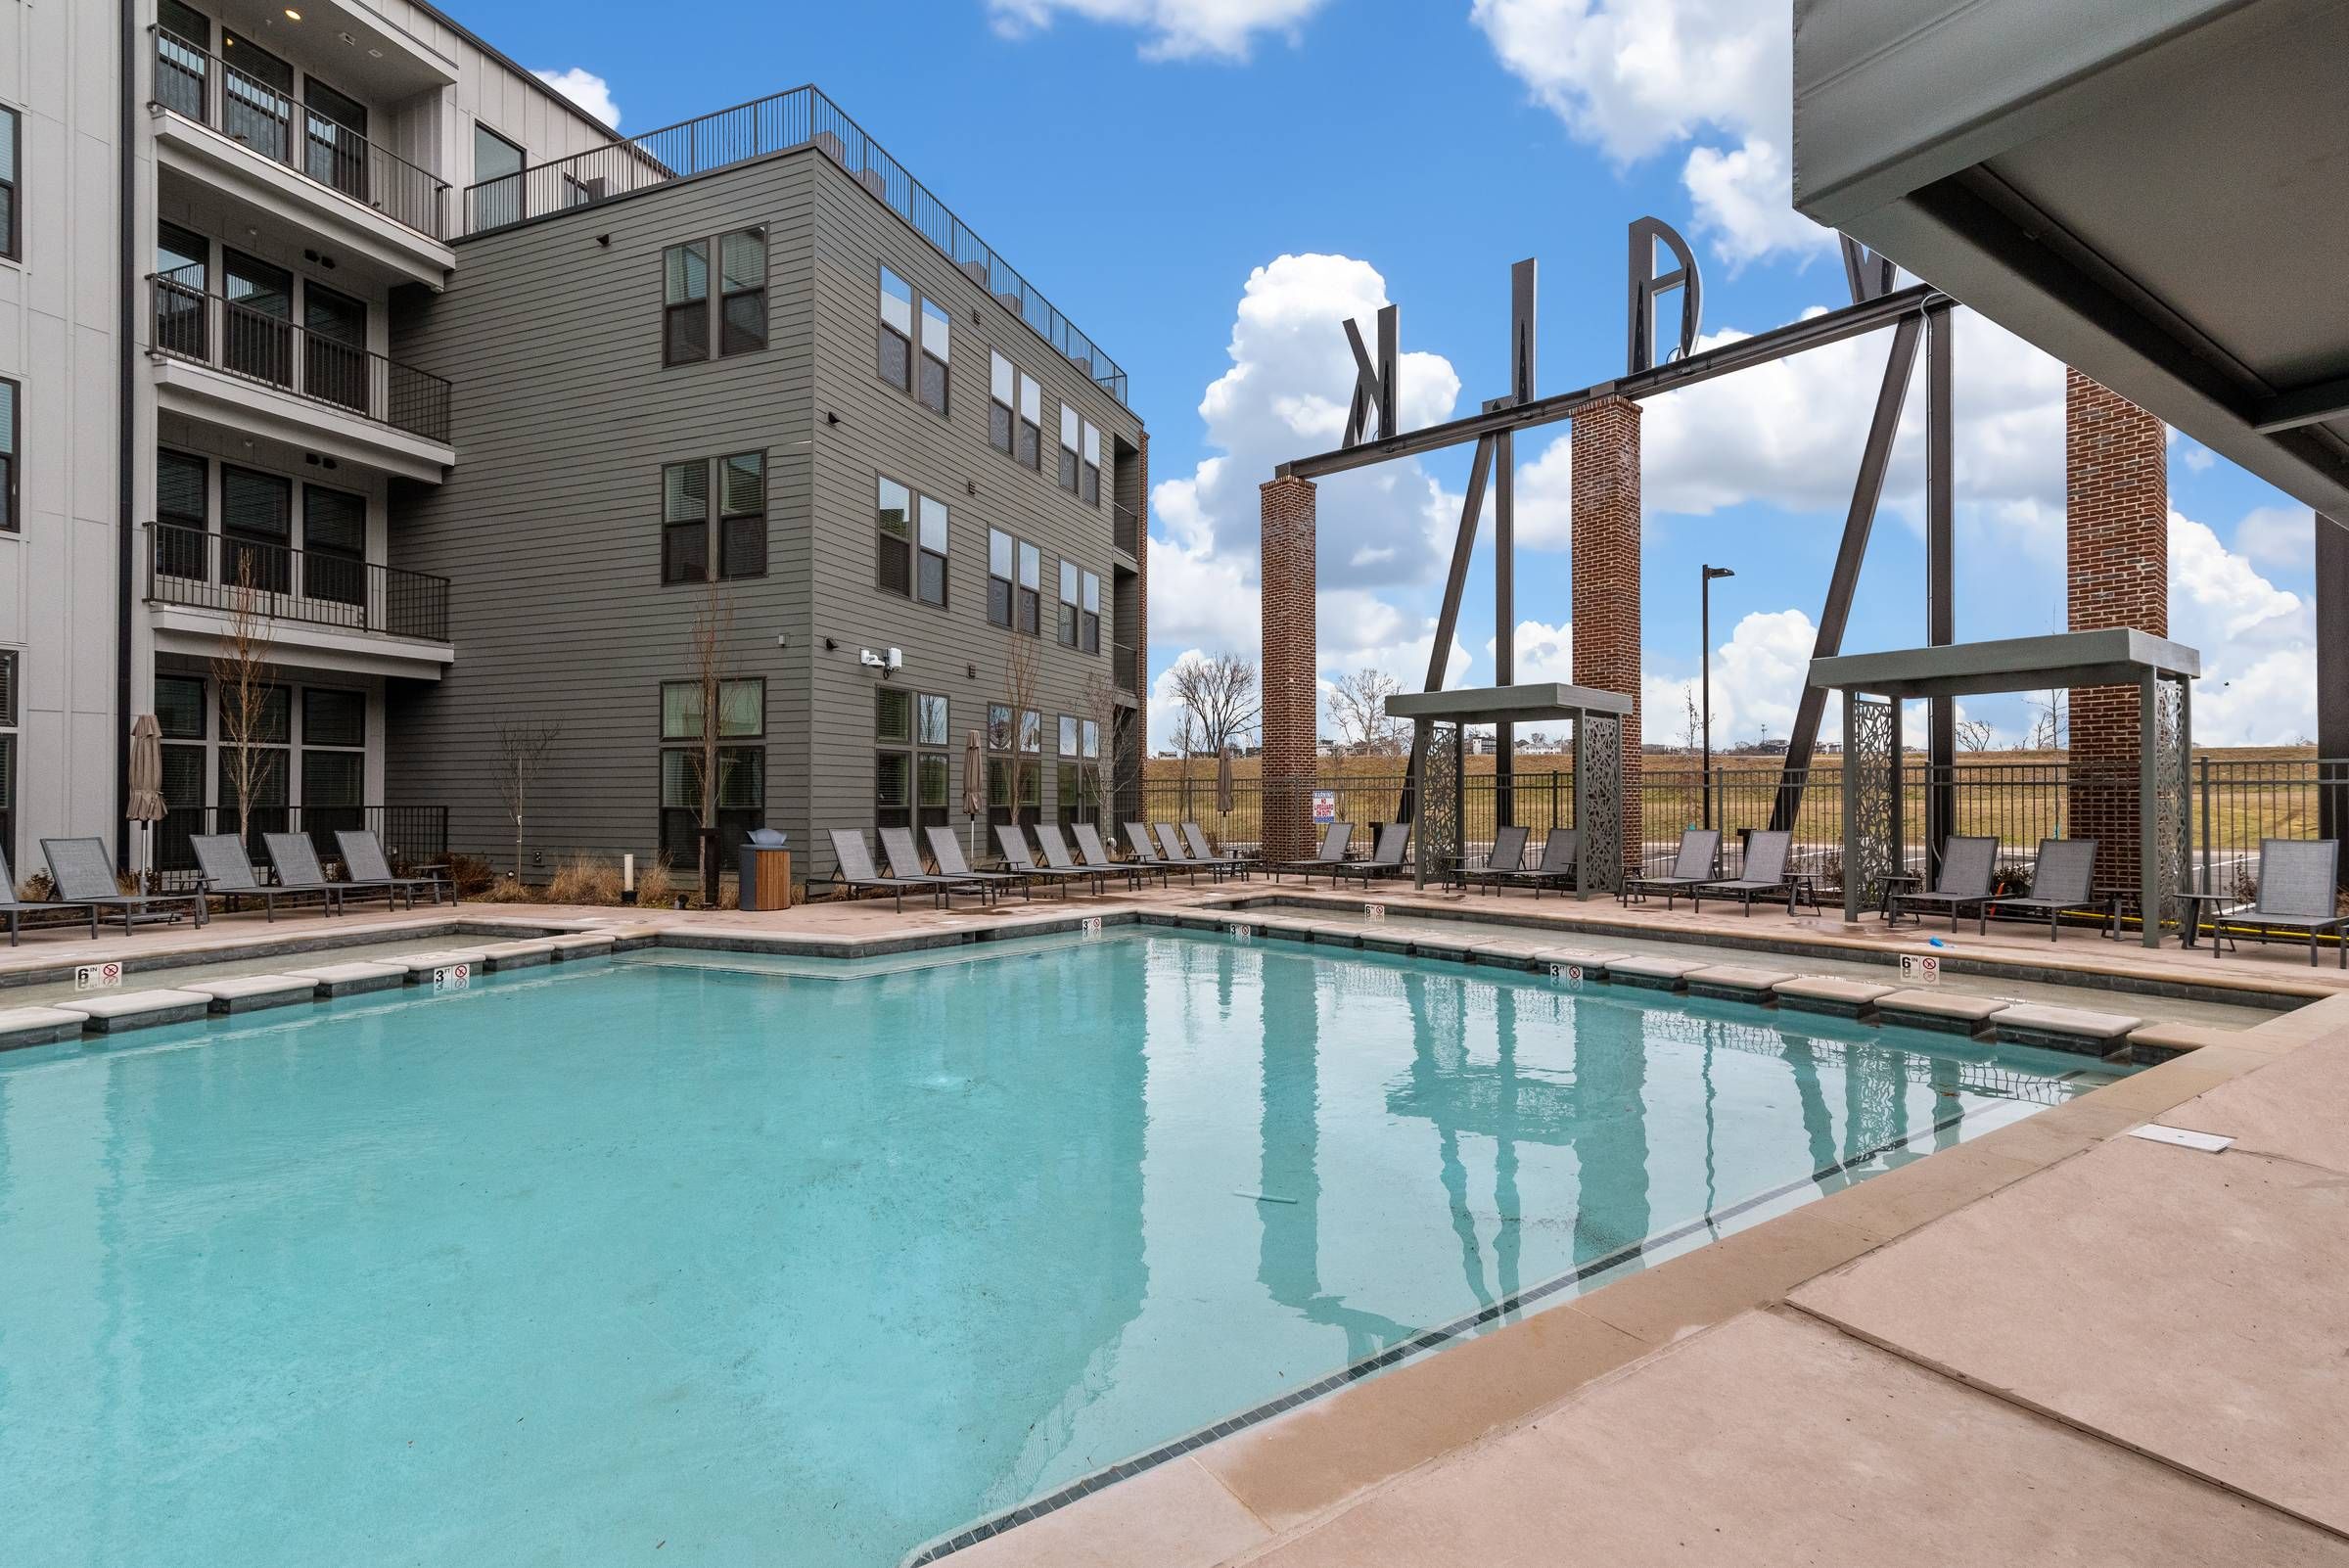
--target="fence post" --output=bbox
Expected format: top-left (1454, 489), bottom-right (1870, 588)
top-left (2197, 756), bottom-right (2213, 898)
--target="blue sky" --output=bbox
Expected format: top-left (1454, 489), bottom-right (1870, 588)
top-left (462, 0), bottom-right (2319, 750)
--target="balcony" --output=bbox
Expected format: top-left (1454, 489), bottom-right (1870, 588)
top-left (149, 28), bottom-right (455, 286)
top-left (149, 273), bottom-right (455, 482)
top-left (1113, 500), bottom-right (1139, 559)
top-left (146, 523), bottom-right (453, 680)
top-left (1115, 641), bottom-right (1140, 699)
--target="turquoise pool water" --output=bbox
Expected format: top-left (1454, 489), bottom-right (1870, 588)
top-left (0, 932), bottom-right (2119, 1566)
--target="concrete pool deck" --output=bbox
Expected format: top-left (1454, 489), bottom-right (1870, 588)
top-left (2, 879), bottom-right (2343, 1565)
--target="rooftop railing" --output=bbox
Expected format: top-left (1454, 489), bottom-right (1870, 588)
top-left (151, 272), bottom-right (453, 443)
top-left (458, 83), bottom-right (1129, 407)
top-left (150, 28), bottom-right (449, 241)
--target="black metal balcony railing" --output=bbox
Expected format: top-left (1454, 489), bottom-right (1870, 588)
top-left (1112, 500), bottom-right (1139, 558)
top-left (150, 28), bottom-right (450, 241)
top-left (1115, 641), bottom-right (1139, 697)
top-left (149, 804), bottom-right (450, 892)
top-left (151, 273), bottom-right (452, 442)
top-left (458, 83), bottom-right (1130, 407)
top-left (147, 523), bottom-right (450, 643)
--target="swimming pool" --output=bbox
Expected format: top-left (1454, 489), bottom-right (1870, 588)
top-left (0, 930), bottom-right (2123, 1566)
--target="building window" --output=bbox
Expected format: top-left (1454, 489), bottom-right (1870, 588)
top-left (988, 529), bottom-right (1013, 628)
top-left (216, 683), bottom-right (293, 853)
top-left (984, 701), bottom-right (1037, 827)
top-left (917, 298), bottom-right (950, 416)
top-left (660, 677), bottom-right (765, 865)
top-left (718, 452), bottom-right (765, 578)
top-left (155, 673), bottom-right (206, 740)
top-left (1082, 570), bottom-right (1101, 655)
top-left (719, 229), bottom-right (767, 355)
top-left (877, 265), bottom-right (913, 391)
top-left (1082, 718), bottom-right (1100, 759)
top-left (301, 484), bottom-right (366, 608)
top-left (1017, 540), bottom-right (1040, 636)
top-left (0, 378), bottom-right (15, 533)
top-left (1059, 715), bottom-right (1079, 758)
top-left (1082, 421), bottom-right (1101, 506)
top-left (876, 476), bottom-right (913, 597)
top-left (989, 351), bottom-right (1015, 456)
top-left (662, 459), bottom-right (709, 583)
top-left (1057, 558), bottom-right (1080, 648)
top-left (877, 689), bottom-right (951, 831)
top-left (916, 493), bottom-right (948, 607)
top-left (0, 106), bottom-right (18, 262)
top-left (299, 688), bottom-right (366, 840)
top-left (1058, 404), bottom-right (1081, 493)
top-left (1017, 370), bottom-right (1041, 470)
top-left (664, 241), bottom-right (710, 365)
top-left (473, 123), bottom-right (525, 229)
top-left (0, 650), bottom-right (15, 859)
top-left (220, 466), bottom-right (291, 593)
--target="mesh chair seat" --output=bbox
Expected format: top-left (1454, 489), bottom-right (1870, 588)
top-left (1623, 828), bottom-right (1722, 909)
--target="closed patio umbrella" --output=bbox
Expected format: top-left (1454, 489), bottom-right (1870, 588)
top-left (127, 714), bottom-right (166, 892)
top-left (1217, 746), bottom-right (1235, 816)
top-left (963, 729), bottom-right (985, 856)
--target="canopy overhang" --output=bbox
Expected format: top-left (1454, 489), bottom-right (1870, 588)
top-left (1793, 0), bottom-right (2349, 518)
top-left (1384, 681), bottom-right (1635, 729)
top-left (1808, 629), bottom-right (2201, 703)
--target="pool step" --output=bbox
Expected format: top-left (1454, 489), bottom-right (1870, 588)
top-left (1875, 989), bottom-right (2006, 1036)
top-left (1607, 955), bottom-right (1710, 992)
top-left (1989, 1002), bottom-right (2143, 1057)
top-left (285, 961), bottom-right (409, 998)
top-left (479, 939), bottom-right (559, 970)
top-left (69, 988), bottom-right (212, 1032)
top-left (0, 1005), bottom-right (93, 1048)
top-left (1773, 976), bottom-right (1898, 1018)
top-left (182, 974), bottom-right (322, 1015)
top-left (1685, 965), bottom-right (1799, 1002)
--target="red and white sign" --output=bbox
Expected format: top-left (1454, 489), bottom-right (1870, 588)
top-left (74, 962), bottom-right (122, 992)
top-left (432, 963), bottom-right (472, 992)
top-left (1899, 953), bottom-right (1941, 986)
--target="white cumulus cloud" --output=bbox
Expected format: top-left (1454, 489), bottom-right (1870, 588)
top-left (532, 68), bottom-right (621, 129)
top-left (1470, 0), bottom-right (1831, 268)
top-left (985, 0), bottom-right (1328, 60)
top-left (2170, 508), bottom-right (2315, 745)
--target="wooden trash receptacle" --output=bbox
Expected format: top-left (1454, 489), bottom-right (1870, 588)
top-left (739, 830), bottom-right (795, 911)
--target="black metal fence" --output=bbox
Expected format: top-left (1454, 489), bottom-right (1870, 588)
top-left (151, 273), bottom-right (453, 442)
top-left (457, 83), bottom-right (1128, 406)
top-left (1141, 756), bottom-right (2349, 897)
top-left (150, 28), bottom-right (449, 240)
top-left (148, 524), bottom-right (450, 643)
top-left (144, 805), bottom-right (449, 892)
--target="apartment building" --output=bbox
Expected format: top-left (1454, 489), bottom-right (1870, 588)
top-left (1, 1), bottom-right (1146, 889)
top-left (387, 88), bottom-right (1147, 883)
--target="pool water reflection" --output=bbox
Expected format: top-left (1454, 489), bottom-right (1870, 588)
top-left (0, 932), bottom-right (2117, 1567)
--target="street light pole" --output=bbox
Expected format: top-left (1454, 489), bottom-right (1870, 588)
top-left (1701, 564), bottom-right (1735, 830)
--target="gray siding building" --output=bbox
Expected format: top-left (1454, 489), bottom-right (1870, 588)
top-left (388, 90), bottom-right (1147, 886)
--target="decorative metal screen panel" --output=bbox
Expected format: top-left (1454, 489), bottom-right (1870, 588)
top-left (1576, 714), bottom-right (1623, 896)
top-left (1416, 722), bottom-right (1462, 887)
top-left (1842, 697), bottom-right (1897, 918)
top-left (2150, 676), bottom-right (2188, 936)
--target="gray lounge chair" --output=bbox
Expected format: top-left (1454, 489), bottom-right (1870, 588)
top-left (1033, 823), bottom-right (1116, 895)
top-left (1267, 820), bottom-right (1352, 883)
top-left (264, 833), bottom-right (389, 913)
top-left (1995, 838), bottom-right (2106, 941)
top-left (925, 826), bottom-right (1030, 901)
top-left (1125, 822), bottom-right (1201, 885)
top-left (43, 837), bottom-right (207, 933)
top-left (2211, 839), bottom-right (2348, 967)
top-left (1331, 822), bottom-right (1410, 886)
top-left (1623, 828), bottom-right (1722, 909)
top-left (335, 829), bottom-right (445, 908)
top-left (1694, 829), bottom-right (1803, 916)
top-left (994, 825), bottom-right (1099, 899)
top-left (1887, 835), bottom-right (2000, 932)
top-left (878, 826), bottom-right (991, 905)
top-left (192, 833), bottom-right (342, 920)
top-left (1154, 823), bottom-right (1228, 882)
top-left (1181, 823), bottom-right (1251, 881)
top-left (823, 828), bottom-right (939, 911)
top-left (1501, 827), bottom-right (1583, 899)
top-left (0, 847), bottom-right (102, 944)
top-left (1075, 822), bottom-right (1159, 889)
top-left (1458, 824), bottom-right (1530, 895)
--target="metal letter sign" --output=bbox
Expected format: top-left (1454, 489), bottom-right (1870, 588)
top-left (1627, 217), bottom-right (1701, 373)
top-left (1341, 304), bottom-right (1400, 448)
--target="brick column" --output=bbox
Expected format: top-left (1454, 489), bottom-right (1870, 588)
top-left (1571, 396), bottom-right (1642, 874)
top-left (2065, 369), bottom-right (2167, 892)
top-left (1261, 475), bottom-right (1318, 862)
top-left (1132, 430), bottom-right (1149, 821)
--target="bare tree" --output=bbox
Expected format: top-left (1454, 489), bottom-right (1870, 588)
top-left (493, 720), bottom-right (562, 884)
top-left (1168, 653), bottom-right (1260, 758)
top-left (2022, 690), bottom-right (2067, 751)
top-left (686, 579), bottom-right (736, 903)
top-left (1079, 669), bottom-right (1131, 825)
top-left (1677, 681), bottom-right (1702, 755)
top-left (211, 554), bottom-right (277, 845)
top-left (999, 628), bottom-right (1043, 826)
top-left (1955, 716), bottom-right (1997, 752)
top-left (1325, 667), bottom-right (1404, 757)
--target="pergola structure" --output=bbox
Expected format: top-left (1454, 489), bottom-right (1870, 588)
top-left (1385, 682), bottom-right (1634, 897)
top-left (1810, 629), bottom-right (2200, 945)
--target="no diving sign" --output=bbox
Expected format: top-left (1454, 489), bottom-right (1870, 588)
top-left (1899, 953), bottom-right (1941, 986)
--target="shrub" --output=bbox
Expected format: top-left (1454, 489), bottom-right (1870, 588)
top-left (447, 853), bottom-right (498, 899)
top-left (544, 853), bottom-right (621, 906)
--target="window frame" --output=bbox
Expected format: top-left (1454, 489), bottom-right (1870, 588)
top-left (1057, 403), bottom-right (1081, 494)
top-left (1081, 420), bottom-right (1102, 506)
top-left (916, 296), bottom-right (950, 417)
top-left (716, 450), bottom-right (766, 579)
top-left (1016, 370), bottom-right (1042, 471)
top-left (989, 350), bottom-right (1015, 457)
top-left (0, 105), bottom-right (20, 263)
top-left (877, 264), bottom-right (914, 392)
top-left (1056, 557), bottom-right (1080, 648)
top-left (876, 688), bottom-right (951, 831)
top-left (660, 457), bottom-right (710, 584)
top-left (1016, 539), bottom-right (1041, 637)
top-left (718, 227), bottom-right (768, 357)
top-left (987, 527), bottom-right (1013, 629)
top-left (0, 376), bottom-right (17, 533)
top-left (663, 239), bottom-right (711, 367)
top-left (1081, 569), bottom-right (1102, 656)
